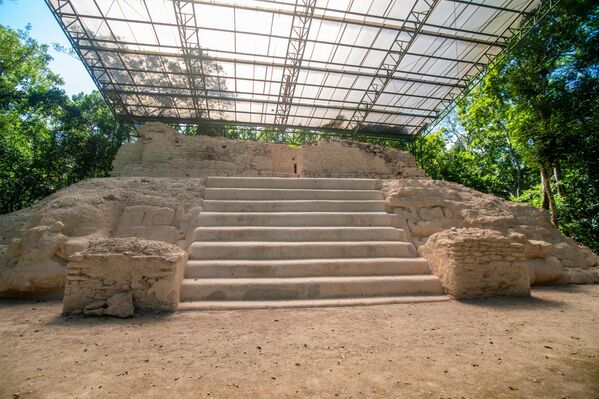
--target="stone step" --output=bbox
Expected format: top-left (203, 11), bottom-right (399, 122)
top-left (197, 212), bottom-right (395, 227)
top-left (207, 176), bottom-right (378, 190)
top-left (185, 258), bottom-right (431, 278)
top-left (188, 241), bottom-right (416, 260)
top-left (203, 200), bottom-right (386, 213)
top-left (180, 275), bottom-right (444, 301)
top-left (178, 295), bottom-right (450, 310)
top-left (193, 226), bottom-right (407, 242)
top-left (204, 188), bottom-right (384, 201)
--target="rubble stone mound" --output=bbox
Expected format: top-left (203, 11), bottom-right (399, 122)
top-left (63, 237), bottom-right (187, 316)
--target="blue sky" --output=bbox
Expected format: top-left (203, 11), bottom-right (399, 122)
top-left (0, 0), bottom-right (96, 95)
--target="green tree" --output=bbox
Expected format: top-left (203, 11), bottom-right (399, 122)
top-left (502, 0), bottom-right (599, 227)
top-left (415, 0), bottom-right (599, 250)
top-left (0, 24), bottom-right (133, 213)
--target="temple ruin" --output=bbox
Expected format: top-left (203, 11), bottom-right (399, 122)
top-left (1, 122), bottom-right (597, 314)
top-left (1, 0), bottom-right (597, 314)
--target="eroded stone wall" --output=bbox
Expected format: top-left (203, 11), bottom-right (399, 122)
top-left (111, 122), bottom-right (424, 179)
top-left (301, 140), bottom-right (423, 178)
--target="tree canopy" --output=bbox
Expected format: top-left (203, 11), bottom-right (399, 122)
top-left (414, 0), bottom-right (599, 251)
top-left (0, 24), bottom-right (133, 213)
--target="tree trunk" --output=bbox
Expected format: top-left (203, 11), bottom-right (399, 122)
top-left (553, 163), bottom-right (564, 196)
top-left (541, 170), bottom-right (549, 210)
top-left (541, 164), bottom-right (559, 227)
top-left (505, 133), bottom-right (522, 197)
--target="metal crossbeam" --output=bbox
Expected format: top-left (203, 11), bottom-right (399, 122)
top-left (173, 1), bottom-right (210, 120)
top-left (54, 10), bottom-right (505, 57)
top-left (273, 0), bottom-right (316, 132)
top-left (416, 0), bottom-right (559, 138)
top-left (124, 114), bottom-right (419, 139)
top-left (45, 0), bottom-right (129, 118)
top-left (346, 0), bottom-right (439, 132)
top-left (78, 44), bottom-right (468, 87)
top-left (106, 87), bottom-right (435, 119)
top-left (45, 0), bottom-right (545, 138)
top-left (185, 0), bottom-right (509, 47)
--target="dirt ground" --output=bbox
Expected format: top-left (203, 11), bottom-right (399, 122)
top-left (1, 286), bottom-right (598, 399)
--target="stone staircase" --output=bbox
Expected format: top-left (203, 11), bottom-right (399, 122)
top-left (178, 177), bottom-right (447, 310)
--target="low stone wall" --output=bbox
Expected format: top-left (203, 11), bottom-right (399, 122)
top-left (110, 122), bottom-right (424, 179)
top-left (422, 228), bottom-right (530, 299)
top-left (63, 238), bottom-right (187, 316)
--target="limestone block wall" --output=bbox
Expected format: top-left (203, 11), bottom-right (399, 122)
top-left (421, 228), bottom-right (531, 299)
top-left (382, 179), bottom-right (599, 285)
top-left (301, 140), bottom-right (423, 178)
top-left (110, 122), bottom-right (424, 179)
top-left (63, 238), bottom-right (187, 315)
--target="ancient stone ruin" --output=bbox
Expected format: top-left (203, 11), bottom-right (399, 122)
top-left (1, 122), bottom-right (597, 315)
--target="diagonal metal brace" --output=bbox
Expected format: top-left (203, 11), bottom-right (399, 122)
top-left (274, 0), bottom-right (316, 133)
top-left (346, 0), bottom-right (440, 133)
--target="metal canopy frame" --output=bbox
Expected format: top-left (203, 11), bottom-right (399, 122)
top-left (46, 0), bottom-right (546, 138)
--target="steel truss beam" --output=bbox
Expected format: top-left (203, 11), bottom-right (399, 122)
top-left (55, 11), bottom-right (503, 59)
top-left (106, 87), bottom-right (435, 119)
top-left (274, 0), bottom-right (316, 131)
top-left (125, 114), bottom-right (418, 141)
top-left (45, 0), bottom-right (130, 118)
top-left (173, 1), bottom-right (210, 120)
top-left (346, 0), bottom-right (439, 132)
top-left (46, 0), bottom-right (544, 138)
top-left (416, 0), bottom-right (558, 138)
top-left (118, 102), bottom-right (425, 129)
top-left (80, 44), bottom-right (469, 86)
top-left (87, 62), bottom-right (455, 104)
top-left (185, 0), bottom-right (509, 47)
top-left (102, 80), bottom-right (443, 114)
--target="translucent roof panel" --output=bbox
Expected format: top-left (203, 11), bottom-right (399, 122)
top-left (47, 0), bottom-right (543, 136)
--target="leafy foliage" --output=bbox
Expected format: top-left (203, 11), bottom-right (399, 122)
top-left (0, 24), bottom-right (133, 213)
top-left (413, 0), bottom-right (599, 251)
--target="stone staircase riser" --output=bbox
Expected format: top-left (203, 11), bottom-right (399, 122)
top-left (205, 188), bottom-right (384, 201)
top-left (203, 200), bottom-right (386, 213)
top-left (192, 227), bottom-right (407, 242)
top-left (188, 242), bottom-right (417, 260)
top-left (197, 212), bottom-right (396, 227)
top-left (206, 177), bottom-right (379, 190)
top-left (180, 276), bottom-right (444, 301)
top-left (185, 258), bottom-right (431, 278)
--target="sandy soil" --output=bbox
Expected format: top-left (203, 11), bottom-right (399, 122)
top-left (1, 286), bottom-right (598, 399)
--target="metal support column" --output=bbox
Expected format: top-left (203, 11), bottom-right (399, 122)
top-left (173, 1), bottom-right (210, 120)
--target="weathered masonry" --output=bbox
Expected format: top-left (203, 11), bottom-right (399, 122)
top-left (111, 122), bottom-right (424, 179)
top-left (1, 123), bottom-right (598, 314)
